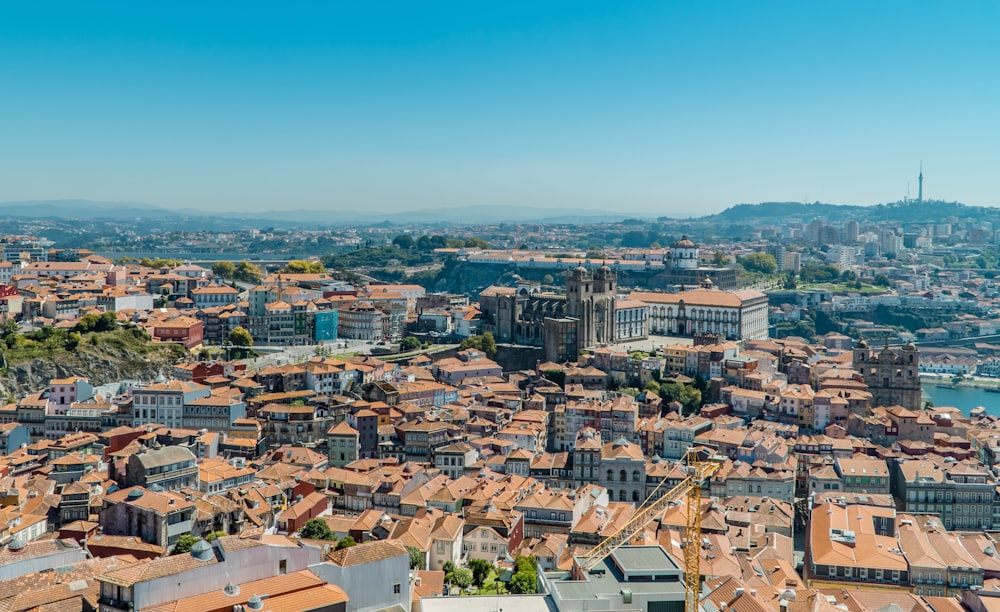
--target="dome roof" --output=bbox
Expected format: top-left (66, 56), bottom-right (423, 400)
top-left (672, 235), bottom-right (696, 248)
top-left (190, 538), bottom-right (214, 561)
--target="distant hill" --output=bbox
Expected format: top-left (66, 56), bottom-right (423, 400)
top-left (707, 201), bottom-right (867, 223)
top-left (6, 197), bottom-right (997, 227)
top-left (0, 199), bottom-right (636, 226)
top-left (708, 200), bottom-right (999, 225)
top-left (0, 199), bottom-right (177, 219)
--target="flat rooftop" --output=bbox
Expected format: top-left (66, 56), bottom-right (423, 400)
top-left (545, 546), bottom-right (685, 604)
top-left (420, 595), bottom-right (557, 612)
top-left (611, 546), bottom-right (681, 575)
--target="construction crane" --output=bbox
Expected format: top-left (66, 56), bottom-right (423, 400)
top-left (576, 447), bottom-right (722, 612)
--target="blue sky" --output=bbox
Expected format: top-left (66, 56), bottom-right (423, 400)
top-left (1, 2), bottom-right (997, 215)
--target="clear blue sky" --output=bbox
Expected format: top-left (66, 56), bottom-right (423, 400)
top-left (1, 1), bottom-right (997, 216)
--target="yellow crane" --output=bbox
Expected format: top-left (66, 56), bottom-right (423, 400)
top-left (576, 448), bottom-right (722, 612)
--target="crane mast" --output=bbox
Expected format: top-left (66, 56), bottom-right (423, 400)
top-left (576, 448), bottom-right (721, 612)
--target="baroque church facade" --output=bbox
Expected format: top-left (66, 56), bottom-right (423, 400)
top-left (852, 338), bottom-right (921, 410)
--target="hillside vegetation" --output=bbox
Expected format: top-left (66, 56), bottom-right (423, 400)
top-left (0, 326), bottom-right (186, 400)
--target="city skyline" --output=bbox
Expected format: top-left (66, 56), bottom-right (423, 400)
top-left (2, 1), bottom-right (998, 215)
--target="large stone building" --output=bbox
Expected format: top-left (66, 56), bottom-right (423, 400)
top-left (630, 280), bottom-right (769, 341)
top-left (480, 266), bottom-right (642, 362)
top-left (852, 339), bottom-right (921, 410)
top-left (659, 236), bottom-right (739, 290)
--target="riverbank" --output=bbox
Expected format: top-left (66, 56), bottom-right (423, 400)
top-left (920, 373), bottom-right (1000, 391)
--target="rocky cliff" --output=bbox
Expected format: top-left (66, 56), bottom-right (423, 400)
top-left (0, 339), bottom-right (185, 400)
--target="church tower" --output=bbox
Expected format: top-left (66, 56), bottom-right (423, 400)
top-left (565, 266), bottom-right (594, 354)
top-left (566, 265), bottom-right (617, 354)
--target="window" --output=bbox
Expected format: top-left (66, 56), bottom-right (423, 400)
top-left (279, 559), bottom-right (287, 574)
top-left (393, 583), bottom-right (401, 594)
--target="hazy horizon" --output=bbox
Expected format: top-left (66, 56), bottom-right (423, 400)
top-left (2, 2), bottom-right (998, 215)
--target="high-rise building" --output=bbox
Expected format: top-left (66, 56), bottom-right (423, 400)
top-left (765, 244), bottom-right (787, 272)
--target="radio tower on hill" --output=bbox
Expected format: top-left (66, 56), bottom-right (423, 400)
top-left (918, 162), bottom-right (924, 203)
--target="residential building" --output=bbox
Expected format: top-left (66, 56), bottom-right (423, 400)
top-left (309, 539), bottom-right (411, 612)
top-left (123, 445), bottom-right (200, 491)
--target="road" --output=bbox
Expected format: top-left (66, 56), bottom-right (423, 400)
top-left (236, 339), bottom-right (383, 370)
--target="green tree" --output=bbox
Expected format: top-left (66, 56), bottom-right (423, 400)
top-left (171, 534), bottom-right (201, 555)
top-left (659, 381), bottom-right (702, 415)
top-left (509, 570), bottom-right (537, 594)
top-left (399, 336), bottom-right (421, 351)
top-left (514, 555), bottom-right (537, 574)
top-left (282, 260), bottom-right (325, 274)
top-left (448, 568), bottom-right (473, 589)
top-left (408, 546), bottom-right (426, 569)
top-left (783, 270), bottom-right (798, 289)
top-left (228, 326), bottom-right (253, 348)
top-left (212, 261), bottom-right (236, 279)
top-left (392, 234), bottom-right (415, 250)
top-left (205, 530), bottom-right (228, 541)
top-left (298, 518), bottom-right (337, 540)
top-left (65, 331), bottom-right (82, 351)
top-left (336, 535), bottom-right (356, 549)
top-left (873, 274), bottom-right (891, 287)
top-left (442, 561), bottom-right (456, 575)
top-left (740, 252), bottom-right (778, 274)
top-left (234, 260), bottom-right (263, 284)
top-left (74, 313), bottom-right (100, 333)
top-left (464, 237), bottom-right (489, 249)
top-left (459, 332), bottom-right (497, 358)
top-left (468, 558), bottom-right (492, 587)
top-left (0, 318), bottom-right (19, 338)
top-left (712, 250), bottom-right (729, 266)
top-left (96, 311), bottom-right (118, 332)
top-left (541, 274), bottom-right (555, 285)
top-left (799, 261), bottom-right (840, 283)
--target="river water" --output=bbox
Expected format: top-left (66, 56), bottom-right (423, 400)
top-left (922, 383), bottom-right (1000, 416)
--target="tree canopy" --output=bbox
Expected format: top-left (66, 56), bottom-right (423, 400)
top-left (171, 534), bottom-right (201, 555)
top-left (408, 546), bottom-right (426, 569)
top-left (298, 518), bottom-right (336, 541)
top-left (508, 555), bottom-right (539, 594)
top-left (74, 311), bottom-right (118, 333)
top-left (399, 336), bottom-right (422, 351)
top-left (212, 261), bottom-right (236, 279)
top-left (467, 558), bottom-right (492, 587)
top-left (233, 260), bottom-right (262, 284)
top-left (228, 326), bottom-right (253, 348)
top-left (448, 568), bottom-right (473, 589)
top-left (658, 380), bottom-right (702, 415)
top-left (282, 259), bottom-right (325, 274)
top-left (740, 252), bottom-right (778, 274)
top-left (459, 332), bottom-right (497, 358)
